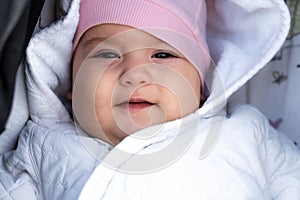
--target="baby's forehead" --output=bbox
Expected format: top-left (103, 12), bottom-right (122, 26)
top-left (80, 24), bottom-right (183, 55)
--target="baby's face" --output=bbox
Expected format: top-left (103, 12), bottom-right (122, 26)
top-left (72, 24), bottom-right (201, 145)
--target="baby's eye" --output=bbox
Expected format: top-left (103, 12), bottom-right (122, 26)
top-left (152, 52), bottom-right (177, 59)
top-left (94, 51), bottom-right (120, 59)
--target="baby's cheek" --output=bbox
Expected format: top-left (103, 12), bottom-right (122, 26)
top-left (158, 90), bottom-right (183, 121)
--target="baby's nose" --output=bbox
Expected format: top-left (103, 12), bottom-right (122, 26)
top-left (120, 65), bottom-right (152, 86)
top-left (119, 53), bottom-right (153, 86)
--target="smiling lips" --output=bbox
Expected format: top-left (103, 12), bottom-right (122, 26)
top-left (117, 98), bottom-right (154, 113)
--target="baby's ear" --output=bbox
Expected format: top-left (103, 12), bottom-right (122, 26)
top-left (67, 91), bottom-right (72, 100)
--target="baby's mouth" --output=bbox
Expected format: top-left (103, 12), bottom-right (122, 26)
top-left (117, 98), bottom-right (155, 113)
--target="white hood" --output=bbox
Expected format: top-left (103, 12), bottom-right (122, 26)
top-left (203, 0), bottom-right (290, 116)
top-left (0, 0), bottom-right (290, 153)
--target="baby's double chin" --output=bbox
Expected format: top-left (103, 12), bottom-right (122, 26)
top-left (112, 103), bottom-right (169, 135)
top-left (114, 102), bottom-right (154, 127)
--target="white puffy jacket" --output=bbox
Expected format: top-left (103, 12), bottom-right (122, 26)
top-left (0, 0), bottom-right (300, 199)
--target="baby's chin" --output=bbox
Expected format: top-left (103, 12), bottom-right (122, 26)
top-left (113, 105), bottom-right (168, 129)
top-left (98, 105), bottom-right (185, 145)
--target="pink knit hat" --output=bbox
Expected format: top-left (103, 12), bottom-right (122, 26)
top-left (73, 0), bottom-right (210, 80)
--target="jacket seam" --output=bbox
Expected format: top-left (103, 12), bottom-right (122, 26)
top-left (28, 124), bottom-right (44, 199)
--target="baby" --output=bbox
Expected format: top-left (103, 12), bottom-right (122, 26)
top-left (0, 0), bottom-right (300, 199)
top-left (69, 0), bottom-right (210, 147)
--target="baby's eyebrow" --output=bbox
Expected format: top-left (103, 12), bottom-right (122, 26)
top-left (83, 37), bottom-right (108, 49)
